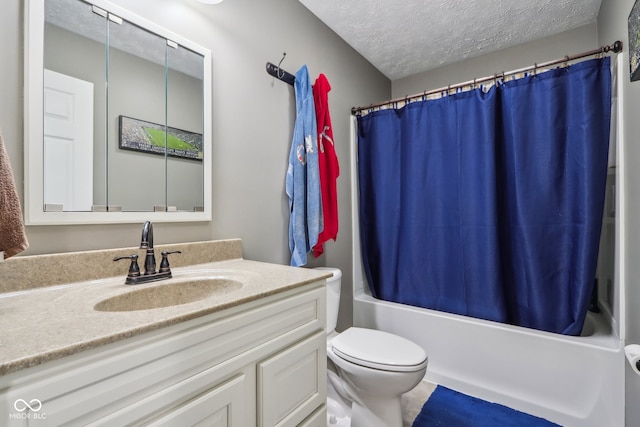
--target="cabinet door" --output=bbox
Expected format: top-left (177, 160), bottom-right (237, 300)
top-left (257, 332), bottom-right (326, 427)
top-left (298, 405), bottom-right (327, 427)
top-left (147, 374), bottom-right (246, 427)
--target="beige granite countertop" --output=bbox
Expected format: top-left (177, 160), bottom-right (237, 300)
top-left (0, 240), bottom-right (330, 376)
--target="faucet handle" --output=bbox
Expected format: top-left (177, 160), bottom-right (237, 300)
top-left (113, 254), bottom-right (141, 278)
top-left (159, 251), bottom-right (181, 273)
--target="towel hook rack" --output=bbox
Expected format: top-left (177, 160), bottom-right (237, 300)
top-left (266, 52), bottom-right (295, 85)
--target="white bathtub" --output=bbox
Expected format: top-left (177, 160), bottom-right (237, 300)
top-left (353, 291), bottom-right (625, 427)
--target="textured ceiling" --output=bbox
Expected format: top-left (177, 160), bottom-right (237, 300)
top-left (299, 0), bottom-right (603, 80)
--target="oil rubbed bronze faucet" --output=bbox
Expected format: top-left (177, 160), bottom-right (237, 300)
top-left (114, 221), bottom-right (181, 285)
top-left (140, 220), bottom-right (156, 275)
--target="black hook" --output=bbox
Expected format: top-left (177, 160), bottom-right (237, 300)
top-left (266, 52), bottom-right (295, 86)
top-left (277, 52), bottom-right (286, 78)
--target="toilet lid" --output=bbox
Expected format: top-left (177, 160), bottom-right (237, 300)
top-left (331, 327), bottom-right (428, 372)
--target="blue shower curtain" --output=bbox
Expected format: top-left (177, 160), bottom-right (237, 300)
top-left (357, 57), bottom-right (611, 335)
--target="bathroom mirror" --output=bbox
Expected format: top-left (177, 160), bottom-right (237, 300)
top-left (24, 0), bottom-right (212, 224)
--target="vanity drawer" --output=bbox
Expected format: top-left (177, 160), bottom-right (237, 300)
top-left (148, 374), bottom-right (246, 426)
top-left (95, 372), bottom-right (248, 426)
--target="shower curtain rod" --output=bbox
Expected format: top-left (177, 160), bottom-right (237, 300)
top-left (351, 40), bottom-right (623, 115)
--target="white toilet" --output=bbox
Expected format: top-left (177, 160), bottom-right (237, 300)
top-left (316, 267), bottom-right (428, 427)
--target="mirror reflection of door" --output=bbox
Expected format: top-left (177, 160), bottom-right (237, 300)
top-left (43, 69), bottom-right (94, 212)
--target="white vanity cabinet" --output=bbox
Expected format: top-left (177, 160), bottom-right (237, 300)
top-left (0, 282), bottom-right (326, 427)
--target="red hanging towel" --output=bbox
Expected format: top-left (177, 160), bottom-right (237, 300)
top-left (312, 74), bottom-right (340, 257)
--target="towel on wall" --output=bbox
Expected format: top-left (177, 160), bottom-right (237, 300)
top-left (0, 130), bottom-right (29, 258)
top-left (312, 74), bottom-right (339, 258)
top-left (286, 65), bottom-right (322, 267)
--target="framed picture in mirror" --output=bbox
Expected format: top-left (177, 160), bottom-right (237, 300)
top-left (118, 115), bottom-right (203, 161)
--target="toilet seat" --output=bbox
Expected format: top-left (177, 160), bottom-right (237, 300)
top-left (331, 327), bottom-right (428, 372)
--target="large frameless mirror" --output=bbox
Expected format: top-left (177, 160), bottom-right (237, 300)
top-left (25, 0), bottom-right (211, 224)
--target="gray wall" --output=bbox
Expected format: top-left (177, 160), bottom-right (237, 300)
top-left (598, 1), bottom-right (640, 425)
top-left (1, 0), bottom-right (389, 330)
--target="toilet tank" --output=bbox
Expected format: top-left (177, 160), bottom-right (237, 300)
top-left (314, 267), bottom-right (342, 334)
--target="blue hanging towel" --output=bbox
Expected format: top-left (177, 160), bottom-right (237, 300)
top-left (286, 65), bottom-right (322, 267)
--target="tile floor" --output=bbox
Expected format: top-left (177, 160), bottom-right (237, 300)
top-left (401, 380), bottom-right (438, 427)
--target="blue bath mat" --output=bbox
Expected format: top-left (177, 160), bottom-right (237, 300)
top-left (412, 386), bottom-right (561, 427)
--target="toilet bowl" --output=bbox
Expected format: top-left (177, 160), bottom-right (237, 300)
top-left (315, 267), bottom-right (428, 427)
